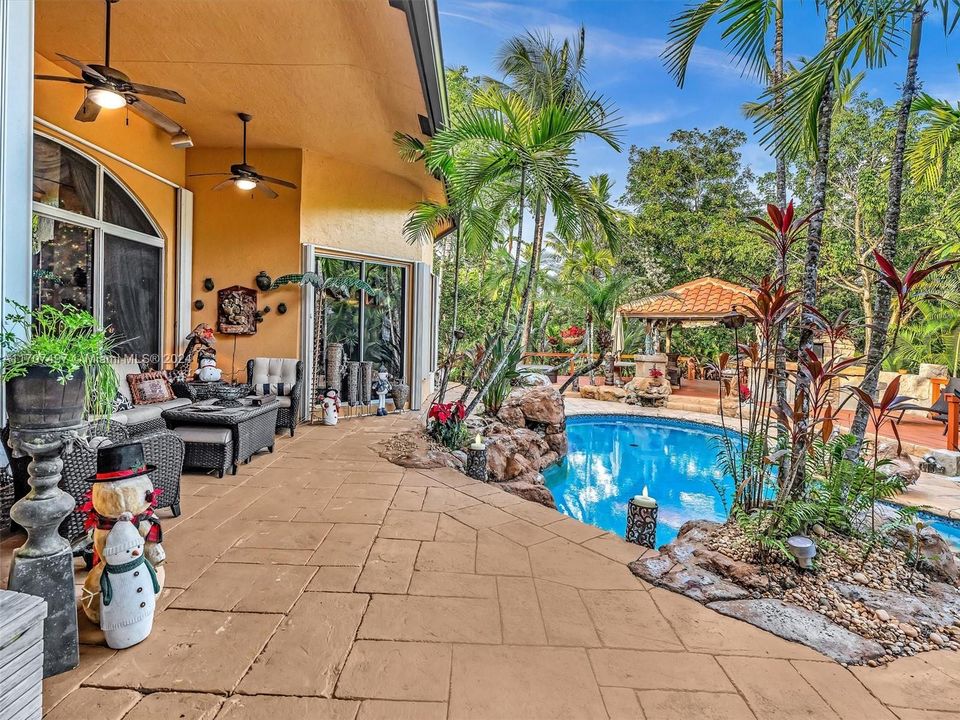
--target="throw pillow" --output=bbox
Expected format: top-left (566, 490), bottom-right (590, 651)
top-left (112, 391), bottom-right (133, 413)
top-left (128, 371), bottom-right (175, 405)
top-left (254, 382), bottom-right (290, 397)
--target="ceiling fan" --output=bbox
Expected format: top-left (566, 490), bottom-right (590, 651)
top-left (189, 113), bottom-right (298, 199)
top-left (35, 0), bottom-right (188, 139)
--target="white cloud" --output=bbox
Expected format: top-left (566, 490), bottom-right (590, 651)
top-left (620, 109), bottom-right (675, 127)
top-left (440, 0), bottom-right (761, 86)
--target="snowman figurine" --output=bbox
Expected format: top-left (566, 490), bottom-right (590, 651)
top-left (195, 350), bottom-right (222, 383)
top-left (81, 442), bottom-right (166, 625)
top-left (373, 367), bottom-right (392, 416)
top-left (321, 389), bottom-right (340, 426)
top-left (99, 513), bottom-right (160, 649)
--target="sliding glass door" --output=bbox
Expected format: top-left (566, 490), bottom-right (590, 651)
top-left (318, 255), bottom-right (408, 381)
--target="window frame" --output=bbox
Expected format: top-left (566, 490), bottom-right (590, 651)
top-left (31, 132), bottom-right (166, 360)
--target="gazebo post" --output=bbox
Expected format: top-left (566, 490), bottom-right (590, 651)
top-left (665, 325), bottom-right (673, 353)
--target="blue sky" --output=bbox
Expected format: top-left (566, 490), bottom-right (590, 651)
top-left (438, 0), bottom-right (959, 201)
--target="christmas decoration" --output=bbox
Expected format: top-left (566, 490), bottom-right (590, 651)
top-left (99, 512), bottom-right (159, 649)
top-left (195, 352), bottom-right (222, 383)
top-left (373, 367), bottom-right (392, 416)
top-left (322, 389), bottom-right (340, 425)
top-left (80, 442), bottom-right (166, 626)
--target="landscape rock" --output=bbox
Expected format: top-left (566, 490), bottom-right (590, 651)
top-left (875, 442), bottom-right (921, 485)
top-left (520, 372), bottom-right (553, 387)
top-left (707, 599), bottom-right (887, 665)
top-left (497, 477), bottom-right (556, 508)
top-left (500, 385), bottom-right (565, 427)
top-left (580, 385), bottom-right (626, 402)
top-left (832, 581), bottom-right (960, 628)
top-left (630, 556), bottom-right (750, 602)
top-left (919, 363), bottom-right (949, 379)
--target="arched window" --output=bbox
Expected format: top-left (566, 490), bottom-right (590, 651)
top-left (31, 133), bottom-right (164, 362)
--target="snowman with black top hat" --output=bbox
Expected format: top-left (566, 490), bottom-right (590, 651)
top-left (80, 442), bottom-right (166, 626)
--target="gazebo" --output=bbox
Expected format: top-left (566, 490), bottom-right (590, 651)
top-left (613, 277), bottom-right (757, 355)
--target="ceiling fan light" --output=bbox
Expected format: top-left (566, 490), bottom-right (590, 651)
top-left (87, 86), bottom-right (126, 109)
top-left (234, 177), bottom-right (257, 191)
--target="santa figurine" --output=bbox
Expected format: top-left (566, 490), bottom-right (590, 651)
top-left (80, 442), bottom-right (166, 625)
top-left (321, 389), bottom-right (340, 426)
top-left (99, 512), bottom-right (160, 649)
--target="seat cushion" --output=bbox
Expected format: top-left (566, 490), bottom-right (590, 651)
top-left (112, 398), bottom-right (191, 426)
top-left (250, 357), bottom-right (298, 396)
top-left (172, 426), bottom-right (232, 444)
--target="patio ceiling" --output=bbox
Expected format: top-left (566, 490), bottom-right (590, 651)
top-left (34, 0), bottom-right (438, 188)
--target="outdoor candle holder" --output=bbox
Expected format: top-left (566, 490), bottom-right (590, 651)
top-left (465, 435), bottom-right (488, 482)
top-left (625, 487), bottom-right (658, 549)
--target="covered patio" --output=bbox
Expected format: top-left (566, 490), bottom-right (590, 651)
top-left (5, 416), bottom-right (958, 720)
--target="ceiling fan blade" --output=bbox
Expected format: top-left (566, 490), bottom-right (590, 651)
top-left (259, 175), bottom-right (298, 190)
top-left (211, 178), bottom-right (237, 191)
top-left (75, 97), bottom-right (101, 123)
top-left (35, 74), bottom-right (86, 84)
top-left (188, 173), bottom-right (232, 178)
top-left (127, 97), bottom-right (181, 135)
top-left (255, 182), bottom-right (279, 199)
top-left (127, 82), bottom-right (186, 104)
top-left (57, 53), bottom-right (107, 82)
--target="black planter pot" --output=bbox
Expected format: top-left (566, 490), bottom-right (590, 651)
top-left (5, 365), bottom-right (86, 430)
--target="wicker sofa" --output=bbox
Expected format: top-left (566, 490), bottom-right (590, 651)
top-left (108, 359), bottom-right (192, 435)
top-left (246, 357), bottom-right (303, 436)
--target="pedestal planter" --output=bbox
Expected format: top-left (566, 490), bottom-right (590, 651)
top-left (4, 366), bottom-right (85, 677)
top-left (5, 366), bottom-right (85, 430)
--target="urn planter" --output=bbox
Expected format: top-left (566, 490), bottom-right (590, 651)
top-left (5, 366), bottom-right (86, 431)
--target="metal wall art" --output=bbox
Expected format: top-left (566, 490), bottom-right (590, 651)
top-left (203, 278), bottom-right (215, 291)
top-left (255, 271), bottom-right (272, 291)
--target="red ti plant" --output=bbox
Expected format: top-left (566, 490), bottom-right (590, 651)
top-left (847, 375), bottom-right (921, 535)
top-left (747, 201), bottom-right (818, 272)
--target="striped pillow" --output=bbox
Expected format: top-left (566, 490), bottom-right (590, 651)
top-left (254, 383), bottom-right (290, 397)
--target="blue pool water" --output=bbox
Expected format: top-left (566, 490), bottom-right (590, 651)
top-left (544, 415), bottom-right (736, 548)
top-left (544, 415), bottom-right (960, 552)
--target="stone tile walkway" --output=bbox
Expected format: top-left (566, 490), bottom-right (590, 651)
top-left (5, 414), bottom-right (960, 719)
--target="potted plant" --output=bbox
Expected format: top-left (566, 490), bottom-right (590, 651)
top-left (560, 325), bottom-right (585, 347)
top-left (1, 302), bottom-right (118, 428)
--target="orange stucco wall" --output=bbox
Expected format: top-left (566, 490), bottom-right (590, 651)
top-left (185, 148), bottom-right (303, 381)
top-left (300, 151), bottom-right (436, 265)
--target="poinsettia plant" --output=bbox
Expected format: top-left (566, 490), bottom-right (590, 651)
top-left (649, 368), bottom-right (664, 378)
top-left (427, 400), bottom-right (468, 450)
top-left (560, 325), bottom-right (585, 339)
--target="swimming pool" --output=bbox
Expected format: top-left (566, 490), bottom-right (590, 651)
top-left (544, 414), bottom-right (960, 552)
top-left (544, 415), bottom-right (735, 547)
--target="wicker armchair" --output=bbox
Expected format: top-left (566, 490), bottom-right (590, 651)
top-left (246, 358), bottom-right (303, 436)
top-left (60, 422), bottom-right (185, 546)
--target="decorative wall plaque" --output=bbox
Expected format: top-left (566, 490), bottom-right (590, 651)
top-left (217, 286), bottom-right (257, 335)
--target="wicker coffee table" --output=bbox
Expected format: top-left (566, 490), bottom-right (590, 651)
top-left (162, 399), bottom-right (278, 476)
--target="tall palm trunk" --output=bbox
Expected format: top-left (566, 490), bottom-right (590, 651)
top-left (434, 228), bottom-right (462, 404)
top-left (459, 170), bottom-right (527, 405)
top-left (500, 169), bottom-right (527, 328)
top-left (790, 5), bottom-right (837, 487)
top-left (773, 0), bottom-right (789, 416)
top-left (465, 199), bottom-right (545, 416)
top-left (851, 1), bottom-right (925, 447)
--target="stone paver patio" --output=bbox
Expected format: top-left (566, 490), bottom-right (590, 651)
top-left (5, 414), bottom-right (960, 719)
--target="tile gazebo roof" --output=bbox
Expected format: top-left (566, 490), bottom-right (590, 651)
top-left (618, 277), bottom-right (757, 322)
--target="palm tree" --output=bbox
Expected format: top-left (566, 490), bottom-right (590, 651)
top-left (424, 79), bottom-right (621, 415)
top-left (849, 1), bottom-right (959, 446)
top-left (908, 74), bottom-right (960, 222)
top-left (662, 0), bottom-right (791, 412)
top-left (560, 273), bottom-right (636, 390)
